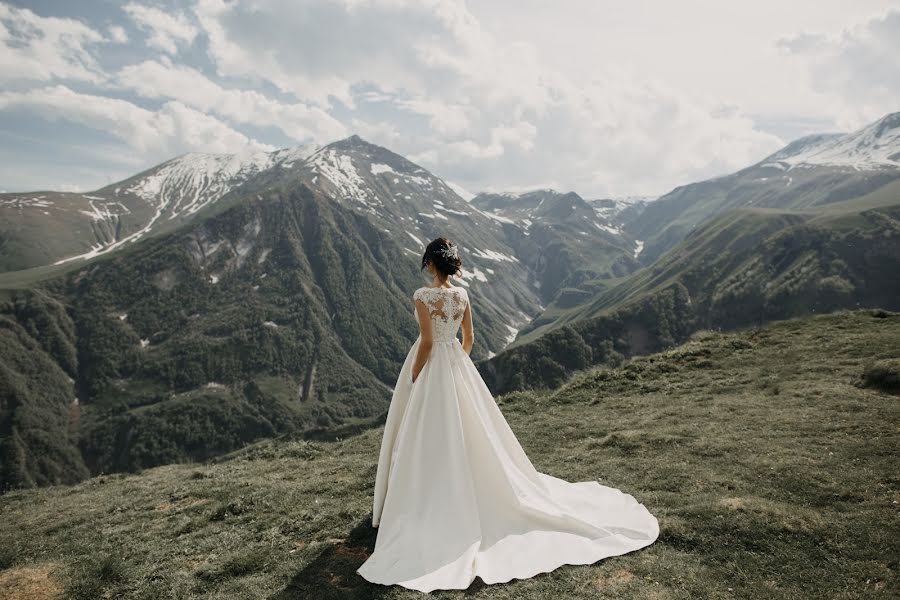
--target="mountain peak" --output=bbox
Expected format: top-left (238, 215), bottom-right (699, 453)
top-left (761, 111), bottom-right (900, 170)
top-left (327, 133), bottom-right (375, 150)
top-left (871, 111), bottom-right (900, 138)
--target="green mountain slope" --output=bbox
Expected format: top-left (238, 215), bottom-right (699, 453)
top-left (0, 181), bottom-right (435, 491)
top-left (478, 186), bottom-right (900, 393)
top-left (0, 309), bottom-right (896, 599)
top-left (0, 289), bottom-right (88, 489)
top-left (626, 113), bottom-right (900, 265)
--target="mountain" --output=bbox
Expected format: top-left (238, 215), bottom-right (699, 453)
top-left (1, 182), bottom-right (422, 490)
top-left (1, 309), bottom-right (896, 598)
top-left (477, 180), bottom-right (900, 393)
top-left (471, 190), bottom-right (662, 346)
top-left (1, 136), bottom-right (542, 359)
top-left (470, 189), bottom-right (645, 337)
top-left (4, 112), bottom-right (900, 493)
top-left (0, 135), bottom-right (548, 492)
top-left (626, 112), bottom-right (900, 265)
top-left (288, 136), bottom-right (544, 347)
top-left (0, 145), bottom-right (319, 273)
top-left (587, 195), bottom-right (657, 232)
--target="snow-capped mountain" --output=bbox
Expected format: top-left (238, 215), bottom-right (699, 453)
top-left (761, 112), bottom-right (900, 170)
top-left (0, 145), bottom-right (319, 271)
top-left (1, 137), bottom-right (523, 276)
top-left (0, 135), bottom-right (543, 356)
top-left (116, 144), bottom-right (319, 218)
top-left (474, 188), bottom-right (627, 237)
top-left (291, 136), bottom-right (526, 291)
top-left (626, 111), bottom-right (900, 265)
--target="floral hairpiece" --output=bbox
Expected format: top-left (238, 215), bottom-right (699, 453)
top-left (436, 243), bottom-right (458, 260)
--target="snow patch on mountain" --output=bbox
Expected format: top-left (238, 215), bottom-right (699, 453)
top-left (589, 196), bottom-right (656, 222)
top-left (52, 145), bottom-right (319, 266)
top-left (472, 248), bottom-right (519, 263)
top-left (764, 113), bottom-right (900, 170)
top-left (459, 265), bottom-right (489, 283)
top-left (370, 163), bottom-right (395, 175)
top-left (1, 196), bottom-right (55, 208)
top-left (418, 211), bottom-right (449, 220)
top-left (309, 148), bottom-right (374, 205)
top-left (593, 221), bottom-right (622, 236)
top-left (129, 145), bottom-right (318, 219)
top-left (482, 211), bottom-right (516, 225)
top-left (79, 199), bottom-right (130, 221)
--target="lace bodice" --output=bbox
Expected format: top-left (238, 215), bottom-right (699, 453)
top-left (413, 286), bottom-right (469, 342)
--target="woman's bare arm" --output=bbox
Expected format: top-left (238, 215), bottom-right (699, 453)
top-left (411, 298), bottom-right (434, 382)
top-left (461, 300), bottom-right (474, 355)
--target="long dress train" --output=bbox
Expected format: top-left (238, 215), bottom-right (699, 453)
top-left (356, 285), bottom-right (659, 593)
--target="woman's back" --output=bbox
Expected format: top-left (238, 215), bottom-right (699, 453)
top-left (413, 286), bottom-right (469, 342)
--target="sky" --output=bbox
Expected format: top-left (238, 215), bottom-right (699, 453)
top-left (1, 1), bottom-right (898, 198)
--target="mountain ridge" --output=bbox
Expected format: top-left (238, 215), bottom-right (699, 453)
top-left (479, 179), bottom-right (900, 393)
top-left (624, 111), bottom-right (900, 265)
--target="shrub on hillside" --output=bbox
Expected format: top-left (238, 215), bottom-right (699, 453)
top-left (861, 359), bottom-right (900, 394)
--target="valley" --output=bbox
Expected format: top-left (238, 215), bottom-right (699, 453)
top-left (1, 112), bottom-right (899, 495)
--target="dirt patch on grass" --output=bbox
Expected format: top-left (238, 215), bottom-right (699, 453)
top-left (595, 568), bottom-right (635, 588)
top-left (719, 497), bottom-right (746, 510)
top-left (0, 564), bottom-right (64, 600)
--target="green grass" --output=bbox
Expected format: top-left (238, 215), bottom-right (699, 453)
top-left (0, 309), bottom-right (897, 598)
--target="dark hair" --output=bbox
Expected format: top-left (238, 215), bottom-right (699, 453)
top-left (421, 237), bottom-right (462, 279)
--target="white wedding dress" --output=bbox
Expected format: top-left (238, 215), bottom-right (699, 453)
top-left (356, 285), bottom-right (659, 593)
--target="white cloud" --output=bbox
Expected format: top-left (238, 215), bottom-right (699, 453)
top-left (0, 85), bottom-right (272, 160)
top-left (189, 0), bottom-right (784, 196)
top-left (0, 4), bottom-right (106, 83)
top-left (123, 2), bottom-right (198, 54)
top-left (116, 58), bottom-right (347, 141)
top-left (0, 1), bottom-right (894, 196)
top-left (108, 25), bottom-right (129, 44)
top-left (778, 8), bottom-right (900, 129)
top-left (192, 0), bottom-right (548, 110)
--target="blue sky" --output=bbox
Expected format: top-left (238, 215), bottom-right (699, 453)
top-left (1, 0), bottom-right (898, 196)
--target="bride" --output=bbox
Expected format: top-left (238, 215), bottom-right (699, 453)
top-left (356, 237), bottom-right (659, 592)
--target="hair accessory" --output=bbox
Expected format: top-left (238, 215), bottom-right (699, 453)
top-left (436, 243), bottom-right (458, 260)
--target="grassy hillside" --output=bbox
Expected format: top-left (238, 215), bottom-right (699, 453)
top-left (0, 309), bottom-right (896, 599)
